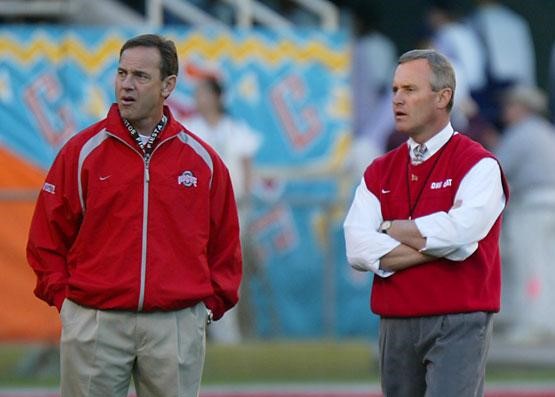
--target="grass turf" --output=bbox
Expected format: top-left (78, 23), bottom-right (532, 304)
top-left (1, 340), bottom-right (555, 387)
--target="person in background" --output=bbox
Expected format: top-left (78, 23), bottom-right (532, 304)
top-left (185, 74), bottom-right (262, 343)
top-left (494, 85), bottom-right (555, 344)
top-left (548, 42), bottom-right (555, 122)
top-left (344, 49), bottom-right (508, 396)
top-left (467, 0), bottom-right (536, 88)
top-left (425, 0), bottom-right (485, 130)
top-left (348, 0), bottom-right (397, 173)
top-left (466, 0), bottom-right (536, 127)
top-left (27, 34), bottom-right (242, 397)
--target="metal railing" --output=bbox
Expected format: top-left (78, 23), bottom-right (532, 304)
top-left (146, 0), bottom-right (227, 28)
top-left (290, 0), bottom-right (338, 31)
top-left (145, 0), bottom-right (338, 30)
top-left (0, 0), bottom-right (75, 18)
top-left (0, 0), bottom-right (339, 31)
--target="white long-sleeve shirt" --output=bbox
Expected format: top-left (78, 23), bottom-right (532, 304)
top-left (344, 124), bottom-right (506, 277)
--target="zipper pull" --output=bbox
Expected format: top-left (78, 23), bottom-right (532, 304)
top-left (145, 154), bottom-right (151, 183)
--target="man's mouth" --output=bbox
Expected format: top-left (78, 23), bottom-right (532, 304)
top-left (395, 110), bottom-right (407, 119)
top-left (120, 96), bottom-right (136, 106)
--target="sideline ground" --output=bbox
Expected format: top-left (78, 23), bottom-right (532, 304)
top-left (2, 383), bottom-right (555, 397)
top-left (2, 339), bottom-right (555, 395)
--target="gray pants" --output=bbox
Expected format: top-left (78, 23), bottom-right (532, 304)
top-left (60, 299), bottom-right (208, 397)
top-left (379, 312), bottom-right (493, 397)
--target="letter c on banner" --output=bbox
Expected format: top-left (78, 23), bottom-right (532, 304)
top-left (271, 74), bottom-right (322, 151)
top-left (24, 73), bottom-right (75, 147)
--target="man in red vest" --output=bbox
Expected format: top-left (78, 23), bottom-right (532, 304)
top-left (344, 49), bottom-right (509, 396)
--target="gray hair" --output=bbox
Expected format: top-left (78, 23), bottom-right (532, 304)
top-left (398, 49), bottom-right (456, 111)
top-left (504, 85), bottom-right (547, 115)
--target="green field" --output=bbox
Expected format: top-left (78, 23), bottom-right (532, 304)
top-left (1, 340), bottom-right (554, 387)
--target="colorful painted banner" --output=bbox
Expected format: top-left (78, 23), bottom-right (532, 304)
top-left (0, 26), bottom-right (378, 340)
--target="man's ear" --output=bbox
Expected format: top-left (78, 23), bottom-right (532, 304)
top-left (437, 87), bottom-right (453, 110)
top-left (161, 75), bottom-right (177, 99)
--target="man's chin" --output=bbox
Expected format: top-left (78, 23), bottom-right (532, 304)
top-left (394, 123), bottom-right (409, 134)
top-left (118, 107), bottom-right (133, 120)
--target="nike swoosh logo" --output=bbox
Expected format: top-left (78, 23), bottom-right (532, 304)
top-left (381, 189), bottom-right (391, 194)
top-left (99, 175), bottom-right (111, 181)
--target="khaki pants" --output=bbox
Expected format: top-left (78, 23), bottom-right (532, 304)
top-left (60, 299), bottom-right (207, 397)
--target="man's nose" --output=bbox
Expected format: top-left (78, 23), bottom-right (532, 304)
top-left (392, 90), bottom-right (404, 105)
top-left (121, 75), bottom-right (134, 89)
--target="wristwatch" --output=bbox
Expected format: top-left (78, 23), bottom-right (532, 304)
top-left (379, 220), bottom-right (392, 234)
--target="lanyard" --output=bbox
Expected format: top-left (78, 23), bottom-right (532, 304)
top-left (123, 115), bottom-right (167, 159)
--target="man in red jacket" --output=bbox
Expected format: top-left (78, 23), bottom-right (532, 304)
top-left (27, 34), bottom-right (242, 397)
top-left (344, 49), bottom-right (508, 396)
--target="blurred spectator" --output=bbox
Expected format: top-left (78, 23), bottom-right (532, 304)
top-left (548, 42), bottom-right (555, 122)
top-left (427, 1), bottom-right (486, 92)
top-left (494, 85), bottom-right (555, 344)
top-left (466, 0), bottom-right (536, 126)
top-left (186, 76), bottom-right (262, 210)
top-left (348, 1), bottom-right (397, 174)
top-left (422, 1), bottom-right (505, 151)
top-left (184, 75), bottom-right (262, 343)
top-left (425, 1), bottom-right (485, 130)
top-left (467, 0), bottom-right (536, 87)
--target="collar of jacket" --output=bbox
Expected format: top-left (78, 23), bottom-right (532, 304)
top-left (104, 103), bottom-right (183, 147)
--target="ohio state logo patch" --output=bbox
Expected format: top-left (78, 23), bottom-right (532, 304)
top-left (42, 182), bottom-right (56, 194)
top-left (178, 171), bottom-right (197, 188)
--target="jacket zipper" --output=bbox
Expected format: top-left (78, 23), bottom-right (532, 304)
top-left (138, 153), bottom-right (150, 311)
top-left (106, 132), bottom-right (175, 311)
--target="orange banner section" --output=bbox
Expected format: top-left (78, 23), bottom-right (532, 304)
top-left (0, 148), bottom-right (60, 342)
top-left (0, 148), bottom-right (45, 189)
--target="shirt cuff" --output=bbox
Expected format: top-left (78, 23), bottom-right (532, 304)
top-left (375, 264), bottom-right (395, 278)
top-left (414, 214), bottom-right (444, 251)
top-left (414, 214), bottom-right (478, 260)
top-left (351, 261), bottom-right (395, 278)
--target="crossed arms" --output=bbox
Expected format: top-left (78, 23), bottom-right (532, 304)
top-left (343, 158), bottom-right (506, 277)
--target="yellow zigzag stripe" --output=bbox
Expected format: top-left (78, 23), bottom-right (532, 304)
top-left (0, 34), bottom-right (124, 70)
top-left (0, 31), bottom-right (348, 73)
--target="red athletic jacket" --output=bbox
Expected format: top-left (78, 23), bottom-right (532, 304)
top-left (365, 133), bottom-right (509, 317)
top-left (27, 104), bottom-right (242, 320)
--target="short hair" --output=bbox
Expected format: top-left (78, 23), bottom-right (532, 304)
top-left (203, 76), bottom-right (224, 98)
top-left (398, 49), bottom-right (456, 111)
top-left (504, 85), bottom-right (547, 115)
top-left (120, 34), bottom-right (178, 80)
top-left (199, 76), bottom-right (226, 113)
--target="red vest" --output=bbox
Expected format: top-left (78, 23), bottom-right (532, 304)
top-left (364, 133), bottom-right (509, 317)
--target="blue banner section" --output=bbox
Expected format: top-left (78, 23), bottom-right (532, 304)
top-left (0, 26), bottom-right (378, 339)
